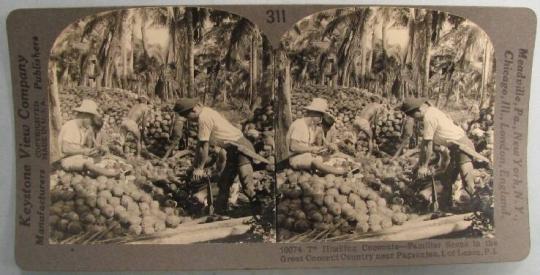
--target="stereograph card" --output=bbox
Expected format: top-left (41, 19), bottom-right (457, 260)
top-left (6, 4), bottom-right (535, 271)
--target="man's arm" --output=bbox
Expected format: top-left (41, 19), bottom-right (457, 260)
top-left (162, 136), bottom-right (180, 160)
top-left (140, 108), bottom-right (148, 144)
top-left (290, 140), bottom-right (320, 154)
top-left (393, 139), bottom-right (410, 158)
top-left (196, 140), bottom-right (210, 170)
top-left (62, 142), bottom-right (92, 156)
top-left (162, 116), bottom-right (185, 160)
top-left (393, 118), bottom-right (414, 158)
top-left (420, 139), bottom-right (433, 168)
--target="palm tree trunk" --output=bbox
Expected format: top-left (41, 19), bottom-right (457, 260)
top-left (480, 38), bottom-right (491, 106)
top-left (271, 52), bottom-right (276, 100)
top-left (140, 12), bottom-right (149, 61)
top-left (186, 9), bottom-right (195, 98)
top-left (405, 8), bottom-right (416, 64)
top-left (276, 53), bottom-right (293, 162)
top-left (249, 33), bottom-right (258, 107)
top-left (423, 11), bottom-right (432, 97)
top-left (49, 60), bottom-right (62, 162)
top-left (381, 18), bottom-right (387, 69)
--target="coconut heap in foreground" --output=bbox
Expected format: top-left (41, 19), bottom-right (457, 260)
top-left (276, 168), bottom-right (410, 241)
top-left (49, 158), bottom-right (183, 244)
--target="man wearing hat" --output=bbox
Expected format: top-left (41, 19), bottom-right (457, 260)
top-left (119, 95), bottom-right (150, 156)
top-left (401, 98), bottom-right (478, 210)
top-left (286, 98), bottom-right (347, 175)
top-left (58, 99), bottom-right (118, 177)
top-left (173, 98), bottom-right (260, 215)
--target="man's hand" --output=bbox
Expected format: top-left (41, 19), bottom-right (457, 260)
top-left (310, 146), bottom-right (324, 154)
top-left (327, 143), bottom-right (339, 153)
top-left (193, 168), bottom-right (206, 181)
top-left (83, 148), bottom-right (99, 156)
top-left (417, 166), bottom-right (430, 178)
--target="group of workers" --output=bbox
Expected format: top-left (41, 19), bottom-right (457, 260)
top-left (286, 96), bottom-right (484, 211)
top-left (56, 96), bottom-right (264, 218)
top-left (55, 91), bottom-right (484, 217)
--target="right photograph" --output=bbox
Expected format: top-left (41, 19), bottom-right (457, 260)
top-left (275, 7), bottom-right (495, 242)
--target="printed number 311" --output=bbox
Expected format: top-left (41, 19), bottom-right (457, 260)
top-left (267, 10), bottom-right (286, 23)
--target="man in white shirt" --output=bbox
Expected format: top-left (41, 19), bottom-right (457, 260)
top-left (286, 98), bottom-right (347, 175)
top-left (402, 98), bottom-right (477, 210)
top-left (173, 98), bottom-right (260, 215)
top-left (58, 99), bottom-right (118, 177)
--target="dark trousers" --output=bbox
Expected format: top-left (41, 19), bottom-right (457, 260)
top-left (215, 137), bottom-right (256, 212)
top-left (440, 137), bottom-right (476, 209)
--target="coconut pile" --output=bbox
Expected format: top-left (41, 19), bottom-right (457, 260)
top-left (49, 159), bottom-right (183, 244)
top-left (243, 103), bottom-right (276, 171)
top-left (59, 86), bottom-right (138, 123)
top-left (276, 168), bottom-right (410, 241)
top-left (292, 85), bottom-right (408, 156)
top-left (141, 106), bottom-right (199, 157)
top-left (291, 85), bottom-right (374, 122)
top-left (466, 106), bottom-right (494, 162)
top-left (55, 87), bottom-right (278, 242)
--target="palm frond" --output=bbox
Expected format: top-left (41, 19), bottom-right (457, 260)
top-left (224, 18), bottom-right (254, 69)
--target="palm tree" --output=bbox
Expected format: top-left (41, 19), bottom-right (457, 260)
top-left (275, 49), bottom-right (293, 162)
top-left (223, 17), bottom-right (262, 107)
top-left (321, 8), bottom-right (372, 87)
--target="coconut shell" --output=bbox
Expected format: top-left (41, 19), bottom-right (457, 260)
top-left (101, 204), bottom-right (115, 218)
top-left (293, 219), bottom-right (310, 233)
top-left (154, 220), bottom-right (167, 232)
top-left (328, 203), bottom-right (342, 216)
top-left (108, 196), bottom-right (121, 206)
top-left (67, 221), bottom-right (83, 234)
top-left (312, 193), bottom-right (325, 206)
top-left (129, 224), bottom-right (143, 235)
top-left (283, 217), bottom-right (295, 230)
top-left (335, 195), bottom-right (348, 205)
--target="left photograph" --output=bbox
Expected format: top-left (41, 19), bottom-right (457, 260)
top-left (48, 7), bottom-right (276, 244)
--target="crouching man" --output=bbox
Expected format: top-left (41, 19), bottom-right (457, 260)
top-left (173, 98), bottom-right (261, 216)
top-left (401, 98), bottom-right (480, 210)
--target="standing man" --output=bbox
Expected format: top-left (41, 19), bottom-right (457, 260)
top-left (401, 98), bottom-right (478, 210)
top-left (352, 96), bottom-right (386, 154)
top-left (287, 98), bottom-right (347, 175)
top-left (173, 98), bottom-right (261, 215)
top-left (120, 95), bottom-right (150, 156)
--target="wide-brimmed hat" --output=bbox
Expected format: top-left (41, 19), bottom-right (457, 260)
top-left (73, 99), bottom-right (100, 117)
top-left (401, 98), bottom-right (427, 115)
top-left (174, 98), bottom-right (198, 116)
top-left (304, 97), bottom-right (332, 115)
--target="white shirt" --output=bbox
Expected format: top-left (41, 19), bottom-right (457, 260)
top-left (58, 119), bottom-right (89, 157)
top-left (423, 107), bottom-right (466, 146)
top-left (198, 107), bottom-right (243, 144)
top-left (286, 118), bottom-right (318, 152)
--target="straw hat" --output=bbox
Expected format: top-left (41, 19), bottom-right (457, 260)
top-left (304, 98), bottom-right (332, 117)
top-left (73, 99), bottom-right (100, 117)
